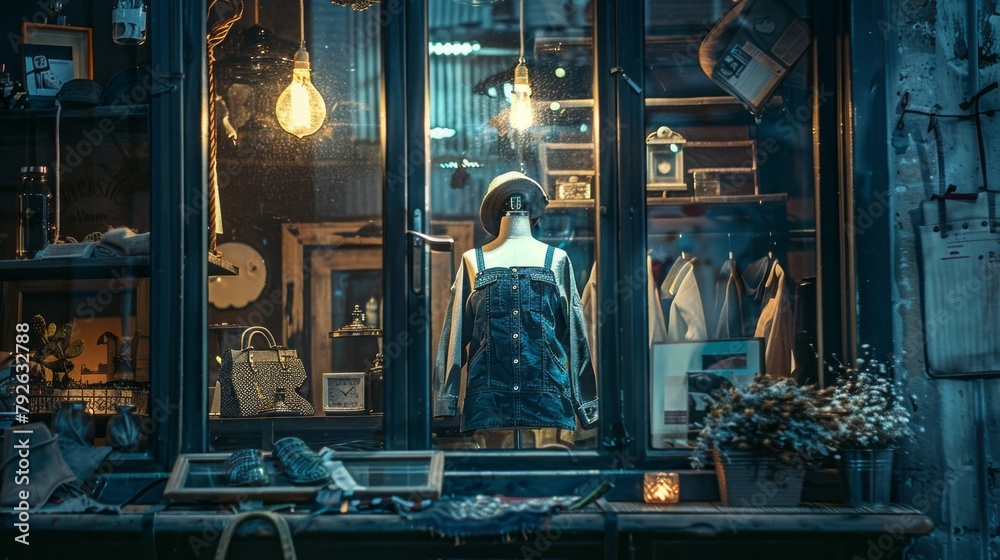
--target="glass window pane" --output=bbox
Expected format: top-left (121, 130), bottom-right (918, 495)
top-left (644, 0), bottom-right (818, 448)
top-left (208, 2), bottom-right (383, 451)
top-left (427, 1), bottom-right (599, 450)
top-left (0, 21), bottom-right (153, 451)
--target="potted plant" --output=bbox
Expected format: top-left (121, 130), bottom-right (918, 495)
top-left (820, 348), bottom-right (913, 506)
top-left (692, 374), bottom-right (832, 507)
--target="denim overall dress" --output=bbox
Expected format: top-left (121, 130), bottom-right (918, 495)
top-left (459, 246), bottom-right (582, 431)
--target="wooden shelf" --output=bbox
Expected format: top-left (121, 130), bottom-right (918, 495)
top-left (646, 96), bottom-right (741, 107)
top-left (647, 193), bottom-right (787, 206)
top-left (545, 99), bottom-right (594, 109)
top-left (208, 253), bottom-right (239, 276)
top-left (0, 253), bottom-right (237, 280)
top-left (548, 199), bottom-right (595, 209)
top-left (0, 256), bottom-right (150, 281)
top-left (0, 104), bottom-right (149, 120)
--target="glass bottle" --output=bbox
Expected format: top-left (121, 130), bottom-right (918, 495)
top-left (16, 166), bottom-right (52, 259)
top-left (112, 0), bottom-right (148, 46)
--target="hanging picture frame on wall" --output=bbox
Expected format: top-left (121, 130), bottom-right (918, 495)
top-left (21, 23), bottom-right (93, 103)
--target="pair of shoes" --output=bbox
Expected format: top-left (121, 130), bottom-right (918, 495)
top-left (272, 437), bottom-right (328, 485)
top-left (223, 448), bottom-right (268, 486)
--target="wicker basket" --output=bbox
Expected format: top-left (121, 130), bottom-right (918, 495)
top-left (714, 450), bottom-right (805, 507)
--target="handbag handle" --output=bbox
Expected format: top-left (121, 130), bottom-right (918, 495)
top-left (214, 511), bottom-right (297, 560)
top-left (240, 326), bottom-right (278, 351)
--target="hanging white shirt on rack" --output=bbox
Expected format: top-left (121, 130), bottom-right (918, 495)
top-left (660, 255), bottom-right (708, 342)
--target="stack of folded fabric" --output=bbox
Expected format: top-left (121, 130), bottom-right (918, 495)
top-left (94, 228), bottom-right (151, 258)
top-left (33, 227), bottom-right (151, 259)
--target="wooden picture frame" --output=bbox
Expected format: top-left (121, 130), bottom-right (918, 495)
top-left (649, 338), bottom-right (764, 449)
top-left (281, 221), bottom-right (473, 413)
top-left (21, 23), bottom-right (93, 102)
top-left (163, 451), bottom-right (445, 503)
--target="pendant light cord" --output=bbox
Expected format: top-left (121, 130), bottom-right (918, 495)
top-left (299, 0), bottom-right (306, 49)
top-left (518, 0), bottom-right (524, 63)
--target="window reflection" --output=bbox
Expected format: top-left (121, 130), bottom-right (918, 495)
top-left (208, 2), bottom-right (384, 451)
top-left (644, 0), bottom-right (819, 448)
top-left (428, 0), bottom-right (598, 450)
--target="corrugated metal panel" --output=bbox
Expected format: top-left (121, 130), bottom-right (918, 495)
top-left (429, 1), bottom-right (494, 30)
top-left (308, 1), bottom-right (382, 218)
top-left (429, 53), bottom-right (515, 217)
top-left (347, 8), bottom-right (381, 142)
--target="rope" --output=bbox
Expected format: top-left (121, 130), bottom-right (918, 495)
top-left (518, 0), bottom-right (525, 63)
top-left (207, 0), bottom-right (244, 255)
top-left (299, 0), bottom-right (305, 48)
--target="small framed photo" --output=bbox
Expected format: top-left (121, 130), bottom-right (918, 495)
top-left (649, 338), bottom-right (764, 449)
top-left (322, 371), bottom-right (366, 413)
top-left (21, 23), bottom-right (93, 102)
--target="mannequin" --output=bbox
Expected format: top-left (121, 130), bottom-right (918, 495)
top-left (467, 210), bottom-right (548, 274)
top-left (433, 172), bottom-right (598, 448)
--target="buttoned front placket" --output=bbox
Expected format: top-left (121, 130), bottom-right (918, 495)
top-left (510, 267), bottom-right (522, 398)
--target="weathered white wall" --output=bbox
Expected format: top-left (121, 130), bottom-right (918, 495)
top-left (882, 0), bottom-right (1000, 558)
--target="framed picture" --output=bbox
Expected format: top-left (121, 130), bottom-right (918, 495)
top-left (163, 451), bottom-right (445, 502)
top-left (21, 23), bottom-right (93, 102)
top-left (649, 338), bottom-right (764, 449)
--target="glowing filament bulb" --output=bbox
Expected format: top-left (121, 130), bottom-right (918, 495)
top-left (276, 48), bottom-right (326, 138)
top-left (510, 62), bottom-right (533, 131)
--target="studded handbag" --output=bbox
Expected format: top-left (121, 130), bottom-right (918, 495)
top-left (218, 327), bottom-right (314, 417)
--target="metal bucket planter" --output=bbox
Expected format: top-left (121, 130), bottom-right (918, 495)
top-left (839, 449), bottom-right (893, 506)
top-left (714, 450), bottom-right (805, 507)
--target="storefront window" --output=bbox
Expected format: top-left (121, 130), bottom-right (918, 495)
top-left (643, 0), bottom-right (820, 449)
top-left (0, 15), bottom-right (154, 455)
top-left (207, 1), bottom-right (384, 451)
top-left (427, 0), bottom-right (599, 450)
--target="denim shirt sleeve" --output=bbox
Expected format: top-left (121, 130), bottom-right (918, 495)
top-left (560, 254), bottom-right (599, 428)
top-left (433, 259), bottom-right (470, 417)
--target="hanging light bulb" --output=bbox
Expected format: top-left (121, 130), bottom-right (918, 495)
top-left (509, 0), bottom-right (532, 131)
top-left (275, 0), bottom-right (326, 138)
top-left (510, 61), bottom-right (533, 131)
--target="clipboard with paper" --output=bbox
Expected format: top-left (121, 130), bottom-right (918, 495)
top-left (918, 192), bottom-right (1000, 378)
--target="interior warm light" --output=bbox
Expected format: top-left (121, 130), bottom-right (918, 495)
top-left (510, 62), bottom-right (533, 131)
top-left (276, 0), bottom-right (326, 138)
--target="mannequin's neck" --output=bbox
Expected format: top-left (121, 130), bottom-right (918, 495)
top-left (496, 211), bottom-right (533, 241)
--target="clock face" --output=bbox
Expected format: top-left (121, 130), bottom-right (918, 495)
top-left (323, 373), bottom-right (365, 412)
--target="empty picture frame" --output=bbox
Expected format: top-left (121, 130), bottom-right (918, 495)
top-left (22, 23), bottom-right (93, 102)
top-left (649, 338), bottom-right (764, 449)
top-left (164, 450), bottom-right (445, 503)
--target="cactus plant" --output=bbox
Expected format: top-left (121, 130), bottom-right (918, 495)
top-left (28, 314), bottom-right (84, 380)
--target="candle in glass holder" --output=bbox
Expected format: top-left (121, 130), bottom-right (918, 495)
top-left (643, 472), bottom-right (679, 504)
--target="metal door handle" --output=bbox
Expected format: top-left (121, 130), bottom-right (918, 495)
top-left (406, 222), bottom-right (456, 294)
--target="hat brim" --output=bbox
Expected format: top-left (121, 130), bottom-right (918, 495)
top-left (480, 176), bottom-right (548, 237)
